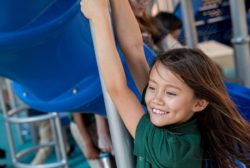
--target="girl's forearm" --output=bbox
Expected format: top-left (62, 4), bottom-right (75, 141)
top-left (90, 10), bottom-right (127, 93)
top-left (89, 7), bottom-right (144, 137)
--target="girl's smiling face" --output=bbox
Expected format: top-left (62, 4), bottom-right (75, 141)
top-left (145, 62), bottom-right (204, 127)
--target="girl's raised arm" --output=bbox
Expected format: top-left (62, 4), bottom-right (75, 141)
top-left (81, 0), bottom-right (144, 137)
top-left (109, 0), bottom-right (149, 93)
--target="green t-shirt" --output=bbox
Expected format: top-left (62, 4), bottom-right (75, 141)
top-left (134, 114), bottom-right (203, 168)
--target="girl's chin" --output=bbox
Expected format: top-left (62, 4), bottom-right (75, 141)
top-left (150, 118), bottom-right (167, 127)
top-left (151, 122), bottom-right (166, 127)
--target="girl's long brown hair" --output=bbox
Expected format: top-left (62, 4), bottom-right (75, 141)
top-left (155, 48), bottom-right (250, 168)
top-left (136, 13), bottom-right (161, 43)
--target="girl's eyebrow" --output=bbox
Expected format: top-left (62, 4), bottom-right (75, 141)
top-left (149, 79), bottom-right (181, 90)
top-left (148, 79), bottom-right (157, 83)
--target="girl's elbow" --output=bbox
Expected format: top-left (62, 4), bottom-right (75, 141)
top-left (106, 82), bottom-right (127, 98)
top-left (130, 41), bottom-right (144, 52)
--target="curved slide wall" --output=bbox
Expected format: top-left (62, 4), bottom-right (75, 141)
top-left (0, 0), bottom-right (155, 115)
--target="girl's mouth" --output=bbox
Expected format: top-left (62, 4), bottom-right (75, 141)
top-left (152, 108), bottom-right (169, 115)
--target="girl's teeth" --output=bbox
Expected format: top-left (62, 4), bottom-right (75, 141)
top-left (153, 108), bottom-right (167, 115)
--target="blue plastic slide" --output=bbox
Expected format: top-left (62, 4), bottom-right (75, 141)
top-left (226, 82), bottom-right (250, 122)
top-left (0, 0), bottom-right (249, 122)
top-left (0, 0), bottom-right (155, 115)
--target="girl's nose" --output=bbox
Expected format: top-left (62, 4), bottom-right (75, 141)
top-left (152, 93), bottom-right (164, 105)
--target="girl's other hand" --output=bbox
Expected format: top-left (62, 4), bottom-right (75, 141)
top-left (80, 0), bottom-right (109, 20)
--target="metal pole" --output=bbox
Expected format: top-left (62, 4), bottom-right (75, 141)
top-left (6, 79), bottom-right (25, 144)
top-left (173, 0), bottom-right (180, 8)
top-left (229, 0), bottom-right (250, 87)
top-left (160, 0), bottom-right (174, 12)
top-left (6, 80), bottom-right (17, 108)
top-left (0, 80), bottom-right (17, 164)
top-left (54, 112), bottom-right (68, 168)
top-left (156, 0), bottom-right (161, 12)
top-left (102, 85), bottom-right (134, 168)
top-left (147, 0), bottom-right (155, 15)
top-left (180, 0), bottom-right (198, 48)
top-left (90, 22), bottom-right (135, 168)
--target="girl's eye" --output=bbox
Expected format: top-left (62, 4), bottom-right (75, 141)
top-left (148, 86), bottom-right (155, 91)
top-left (166, 92), bottom-right (176, 96)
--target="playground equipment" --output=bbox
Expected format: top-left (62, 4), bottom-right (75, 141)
top-left (0, 0), bottom-right (249, 167)
top-left (0, 1), bottom-right (154, 167)
top-left (0, 79), bottom-right (69, 168)
top-left (0, 0), bottom-right (155, 115)
top-left (226, 82), bottom-right (250, 122)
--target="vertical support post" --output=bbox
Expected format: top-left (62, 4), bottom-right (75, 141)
top-left (180, 0), bottom-right (198, 48)
top-left (54, 112), bottom-right (69, 168)
top-left (158, 0), bottom-right (174, 12)
top-left (147, 0), bottom-right (155, 15)
top-left (229, 0), bottom-right (250, 87)
top-left (0, 80), bottom-right (17, 164)
top-left (156, 0), bottom-right (161, 12)
top-left (101, 87), bottom-right (134, 168)
top-left (172, 0), bottom-right (180, 7)
top-left (6, 79), bottom-right (25, 144)
top-left (50, 117), bottom-right (61, 162)
top-left (89, 17), bottom-right (135, 168)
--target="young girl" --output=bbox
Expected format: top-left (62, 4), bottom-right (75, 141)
top-left (81, 0), bottom-right (250, 167)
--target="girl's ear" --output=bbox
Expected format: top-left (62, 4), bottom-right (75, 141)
top-left (192, 99), bottom-right (209, 113)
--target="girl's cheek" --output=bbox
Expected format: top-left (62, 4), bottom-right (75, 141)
top-left (145, 93), bottom-right (153, 103)
top-left (165, 98), bottom-right (178, 107)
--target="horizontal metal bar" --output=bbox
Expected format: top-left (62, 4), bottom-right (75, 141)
top-left (7, 113), bottom-right (57, 124)
top-left (231, 36), bottom-right (250, 44)
top-left (7, 105), bottom-right (30, 117)
top-left (14, 160), bottom-right (66, 168)
top-left (16, 141), bottom-right (55, 159)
